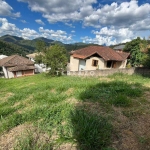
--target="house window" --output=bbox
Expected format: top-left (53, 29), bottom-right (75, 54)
top-left (92, 60), bottom-right (98, 67)
top-left (107, 61), bottom-right (112, 68)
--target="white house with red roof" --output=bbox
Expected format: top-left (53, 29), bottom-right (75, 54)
top-left (69, 46), bottom-right (130, 71)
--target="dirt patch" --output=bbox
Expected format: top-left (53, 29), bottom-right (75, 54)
top-left (144, 91), bottom-right (150, 102)
top-left (99, 77), bottom-right (114, 82)
top-left (0, 92), bottom-right (14, 102)
top-left (19, 83), bottom-right (36, 88)
top-left (76, 101), bottom-right (107, 116)
top-left (66, 98), bottom-right (79, 105)
top-left (50, 89), bottom-right (57, 94)
top-left (0, 123), bottom-right (51, 150)
top-left (57, 143), bottom-right (77, 150)
top-left (16, 95), bottom-right (34, 114)
top-left (144, 83), bottom-right (150, 88)
top-left (0, 124), bottom-right (32, 150)
top-left (65, 88), bottom-right (74, 96)
top-left (111, 106), bottom-right (150, 150)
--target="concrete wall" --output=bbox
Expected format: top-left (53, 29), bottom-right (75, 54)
top-left (68, 67), bottom-right (150, 77)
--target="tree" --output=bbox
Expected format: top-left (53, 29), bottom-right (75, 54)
top-left (35, 40), bottom-right (46, 64)
top-left (124, 37), bottom-right (147, 67)
top-left (43, 44), bottom-right (68, 76)
top-left (36, 40), bottom-right (46, 53)
top-left (143, 48), bottom-right (150, 68)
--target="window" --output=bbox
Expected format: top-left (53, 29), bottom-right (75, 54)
top-left (92, 60), bottom-right (98, 67)
top-left (106, 61), bottom-right (112, 68)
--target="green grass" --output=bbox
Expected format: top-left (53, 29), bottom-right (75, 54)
top-left (0, 73), bottom-right (150, 150)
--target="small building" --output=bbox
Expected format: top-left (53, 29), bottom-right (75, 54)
top-left (0, 55), bottom-right (35, 78)
top-left (0, 55), bottom-right (8, 60)
top-left (26, 53), bottom-right (50, 73)
top-left (113, 45), bottom-right (125, 52)
top-left (69, 46), bottom-right (130, 71)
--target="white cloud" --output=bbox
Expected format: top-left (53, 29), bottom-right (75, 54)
top-left (81, 35), bottom-right (117, 46)
top-left (82, 27), bottom-right (135, 46)
top-left (0, 18), bottom-right (19, 35)
top-left (65, 22), bottom-right (75, 28)
top-left (84, 0), bottom-right (150, 30)
top-left (35, 19), bottom-right (45, 25)
top-left (0, 0), bottom-right (20, 17)
top-left (21, 20), bottom-right (27, 23)
top-left (20, 28), bottom-right (39, 39)
top-left (39, 27), bottom-right (72, 42)
top-left (0, 18), bottom-right (73, 43)
top-left (17, 0), bottom-right (96, 23)
top-left (17, 0), bottom-right (150, 31)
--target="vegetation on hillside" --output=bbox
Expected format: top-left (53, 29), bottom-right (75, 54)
top-left (0, 73), bottom-right (150, 150)
top-left (35, 41), bottom-right (68, 75)
top-left (0, 40), bottom-right (32, 57)
top-left (0, 35), bottom-right (99, 57)
top-left (123, 37), bottom-right (148, 67)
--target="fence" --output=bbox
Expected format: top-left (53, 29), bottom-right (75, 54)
top-left (68, 67), bottom-right (150, 77)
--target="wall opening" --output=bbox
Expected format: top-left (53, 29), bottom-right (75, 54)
top-left (92, 60), bottom-right (98, 67)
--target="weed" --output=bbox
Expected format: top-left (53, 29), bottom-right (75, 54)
top-left (14, 129), bottom-right (53, 150)
top-left (109, 94), bottom-right (131, 107)
top-left (70, 109), bottom-right (113, 150)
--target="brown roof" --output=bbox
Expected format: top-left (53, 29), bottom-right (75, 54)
top-left (8, 65), bottom-right (35, 72)
top-left (117, 51), bottom-right (130, 60)
top-left (71, 46), bottom-right (130, 61)
top-left (0, 55), bottom-right (34, 67)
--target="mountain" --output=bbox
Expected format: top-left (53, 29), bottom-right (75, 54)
top-left (33, 37), bottom-right (54, 43)
top-left (0, 35), bottom-right (100, 56)
top-left (0, 40), bottom-right (32, 57)
top-left (0, 34), bottom-right (24, 43)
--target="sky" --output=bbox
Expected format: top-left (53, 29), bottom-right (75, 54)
top-left (0, 0), bottom-right (150, 46)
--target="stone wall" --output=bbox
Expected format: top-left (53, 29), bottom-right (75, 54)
top-left (68, 67), bottom-right (150, 77)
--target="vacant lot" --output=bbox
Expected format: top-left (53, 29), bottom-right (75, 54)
top-left (0, 73), bottom-right (150, 150)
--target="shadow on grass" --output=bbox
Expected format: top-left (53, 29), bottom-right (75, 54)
top-left (69, 80), bottom-right (146, 150)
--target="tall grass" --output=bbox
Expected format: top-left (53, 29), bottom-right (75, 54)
top-left (0, 73), bottom-right (149, 149)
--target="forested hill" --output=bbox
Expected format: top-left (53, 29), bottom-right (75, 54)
top-left (0, 35), bottom-right (100, 56)
top-left (0, 40), bottom-right (32, 57)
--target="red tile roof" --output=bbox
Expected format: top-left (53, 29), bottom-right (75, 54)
top-left (117, 51), bottom-right (130, 60)
top-left (71, 46), bottom-right (130, 61)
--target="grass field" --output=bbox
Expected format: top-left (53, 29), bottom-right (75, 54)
top-left (0, 73), bottom-right (150, 150)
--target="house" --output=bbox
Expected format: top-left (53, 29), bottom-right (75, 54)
top-left (26, 53), bottom-right (50, 73)
top-left (0, 55), bottom-right (35, 78)
top-left (69, 46), bottom-right (130, 71)
top-left (113, 45), bottom-right (125, 52)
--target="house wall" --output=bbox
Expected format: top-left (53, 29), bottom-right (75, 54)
top-left (121, 60), bottom-right (127, 68)
top-left (23, 70), bottom-right (34, 76)
top-left (70, 56), bottom-right (79, 71)
top-left (2, 66), bottom-right (14, 78)
top-left (70, 55), bottom-right (128, 71)
top-left (85, 57), bottom-right (105, 70)
top-left (115, 61), bottom-right (122, 68)
top-left (13, 70), bottom-right (34, 78)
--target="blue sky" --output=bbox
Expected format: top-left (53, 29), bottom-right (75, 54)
top-left (0, 0), bottom-right (150, 45)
